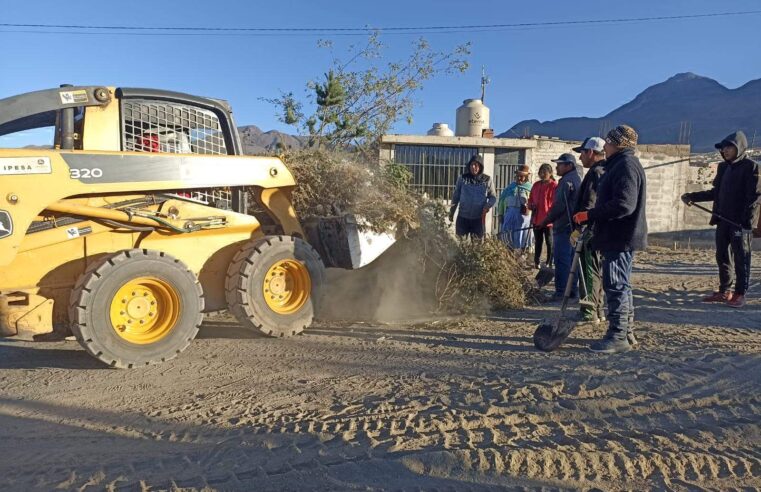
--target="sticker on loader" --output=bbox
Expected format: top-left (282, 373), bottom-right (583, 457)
top-left (0, 157), bottom-right (51, 175)
top-left (0, 211), bottom-right (12, 239)
top-left (66, 226), bottom-right (92, 239)
top-left (59, 89), bottom-right (89, 104)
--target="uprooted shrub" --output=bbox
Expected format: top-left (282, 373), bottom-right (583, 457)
top-left (414, 201), bottom-right (537, 312)
top-left (281, 149), bottom-right (419, 234)
top-left (279, 149), bottom-right (538, 315)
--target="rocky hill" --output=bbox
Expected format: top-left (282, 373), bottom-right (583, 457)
top-left (501, 73), bottom-right (761, 152)
top-left (238, 125), bottom-right (307, 155)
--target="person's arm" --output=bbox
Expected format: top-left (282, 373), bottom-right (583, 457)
top-left (588, 166), bottom-right (639, 222)
top-left (542, 180), bottom-right (568, 226)
top-left (496, 187), bottom-right (509, 226)
top-left (449, 177), bottom-right (462, 220)
top-left (742, 161), bottom-right (761, 229)
top-left (684, 163), bottom-right (724, 203)
top-left (574, 175), bottom-right (590, 215)
top-left (528, 183), bottom-right (538, 210)
top-left (484, 176), bottom-right (497, 210)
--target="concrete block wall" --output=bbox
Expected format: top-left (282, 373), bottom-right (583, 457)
top-left (526, 139), bottom-right (578, 176)
top-left (638, 144), bottom-right (691, 233)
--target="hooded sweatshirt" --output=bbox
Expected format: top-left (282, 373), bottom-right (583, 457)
top-left (450, 161), bottom-right (497, 220)
top-left (686, 131), bottom-right (761, 229)
top-left (543, 168), bottom-right (581, 234)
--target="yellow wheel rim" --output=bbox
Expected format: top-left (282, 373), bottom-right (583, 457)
top-left (109, 277), bottom-right (180, 344)
top-left (262, 259), bottom-right (311, 315)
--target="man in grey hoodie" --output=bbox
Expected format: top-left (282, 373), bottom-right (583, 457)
top-left (537, 153), bottom-right (582, 299)
top-left (449, 155), bottom-right (497, 239)
top-left (682, 130), bottom-right (761, 308)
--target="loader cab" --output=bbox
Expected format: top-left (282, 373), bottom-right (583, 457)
top-left (0, 85), bottom-right (243, 155)
top-left (116, 89), bottom-right (241, 156)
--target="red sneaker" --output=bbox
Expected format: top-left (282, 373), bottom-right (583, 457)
top-left (727, 295), bottom-right (746, 308)
top-left (702, 291), bottom-right (733, 302)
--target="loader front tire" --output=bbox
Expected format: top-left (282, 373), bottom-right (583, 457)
top-left (225, 236), bottom-right (324, 337)
top-left (69, 250), bottom-right (204, 368)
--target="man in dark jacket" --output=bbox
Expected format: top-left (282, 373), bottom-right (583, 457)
top-left (573, 137), bottom-right (607, 324)
top-left (449, 155), bottom-right (497, 239)
top-left (574, 125), bottom-right (647, 354)
top-left (537, 153), bottom-right (581, 299)
top-left (682, 131), bottom-right (761, 308)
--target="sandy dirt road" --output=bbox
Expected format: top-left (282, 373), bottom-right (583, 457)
top-left (0, 247), bottom-right (759, 491)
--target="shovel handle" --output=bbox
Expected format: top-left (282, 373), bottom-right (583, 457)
top-left (689, 202), bottom-right (743, 229)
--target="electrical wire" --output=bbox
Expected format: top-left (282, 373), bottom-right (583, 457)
top-left (0, 10), bottom-right (759, 37)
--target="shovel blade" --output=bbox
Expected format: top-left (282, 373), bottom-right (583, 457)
top-left (533, 318), bottom-right (576, 352)
top-left (535, 266), bottom-right (554, 288)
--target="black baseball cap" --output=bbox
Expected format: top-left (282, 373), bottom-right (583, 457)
top-left (551, 153), bottom-right (577, 165)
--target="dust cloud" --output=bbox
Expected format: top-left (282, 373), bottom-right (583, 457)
top-left (316, 239), bottom-right (442, 322)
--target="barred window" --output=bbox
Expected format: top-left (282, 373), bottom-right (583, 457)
top-left (121, 99), bottom-right (227, 155)
top-left (393, 145), bottom-right (479, 201)
top-left (494, 149), bottom-right (526, 198)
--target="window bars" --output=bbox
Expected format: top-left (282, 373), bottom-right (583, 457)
top-left (393, 145), bottom-right (479, 201)
top-left (121, 99), bottom-right (232, 209)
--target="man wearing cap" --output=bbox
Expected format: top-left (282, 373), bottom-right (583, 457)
top-left (497, 164), bottom-right (533, 250)
top-left (681, 131), bottom-right (761, 308)
top-left (449, 154), bottom-right (497, 239)
top-left (537, 153), bottom-right (581, 300)
top-left (572, 137), bottom-right (607, 325)
top-left (574, 125), bottom-right (646, 354)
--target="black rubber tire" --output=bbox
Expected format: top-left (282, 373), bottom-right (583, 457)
top-left (69, 249), bottom-right (204, 369)
top-left (225, 236), bottom-right (324, 337)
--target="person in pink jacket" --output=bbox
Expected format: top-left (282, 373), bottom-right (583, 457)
top-left (528, 163), bottom-right (557, 269)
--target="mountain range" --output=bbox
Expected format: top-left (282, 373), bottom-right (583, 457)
top-left (238, 125), bottom-right (306, 155)
top-left (238, 73), bottom-right (761, 154)
top-left (500, 73), bottom-right (761, 152)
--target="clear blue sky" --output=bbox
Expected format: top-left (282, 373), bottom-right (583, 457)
top-left (1, 0), bottom-right (760, 145)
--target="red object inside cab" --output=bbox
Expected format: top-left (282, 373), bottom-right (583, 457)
top-left (139, 133), bottom-right (160, 152)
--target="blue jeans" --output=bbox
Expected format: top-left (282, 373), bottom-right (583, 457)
top-left (602, 250), bottom-right (634, 340)
top-left (553, 230), bottom-right (578, 297)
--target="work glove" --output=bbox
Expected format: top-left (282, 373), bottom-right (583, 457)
top-left (573, 211), bottom-right (589, 225)
top-left (570, 228), bottom-right (581, 247)
top-left (448, 206), bottom-right (456, 223)
top-left (681, 193), bottom-right (693, 206)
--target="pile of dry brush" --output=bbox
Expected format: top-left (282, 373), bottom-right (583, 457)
top-left (283, 150), bottom-right (538, 313)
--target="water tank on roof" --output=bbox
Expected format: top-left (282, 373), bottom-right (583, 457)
top-left (455, 99), bottom-right (490, 137)
top-left (427, 123), bottom-right (454, 136)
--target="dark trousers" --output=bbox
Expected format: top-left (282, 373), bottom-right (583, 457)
top-left (580, 237), bottom-right (604, 319)
top-left (602, 250), bottom-right (634, 340)
top-left (553, 230), bottom-right (578, 297)
top-left (456, 216), bottom-right (485, 239)
top-left (533, 226), bottom-right (553, 267)
top-left (715, 222), bottom-right (753, 295)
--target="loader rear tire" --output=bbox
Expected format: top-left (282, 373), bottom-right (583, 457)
top-left (69, 249), bottom-right (204, 368)
top-left (225, 236), bottom-right (324, 337)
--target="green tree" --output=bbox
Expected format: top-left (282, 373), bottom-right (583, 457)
top-left (267, 33), bottom-right (470, 155)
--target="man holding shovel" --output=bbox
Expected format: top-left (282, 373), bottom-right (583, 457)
top-left (681, 131), bottom-right (761, 308)
top-left (572, 137), bottom-right (607, 325)
top-left (573, 125), bottom-right (647, 354)
top-left (537, 153), bottom-right (581, 300)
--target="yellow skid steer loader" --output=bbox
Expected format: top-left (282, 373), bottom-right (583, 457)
top-left (0, 85), bottom-right (325, 368)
